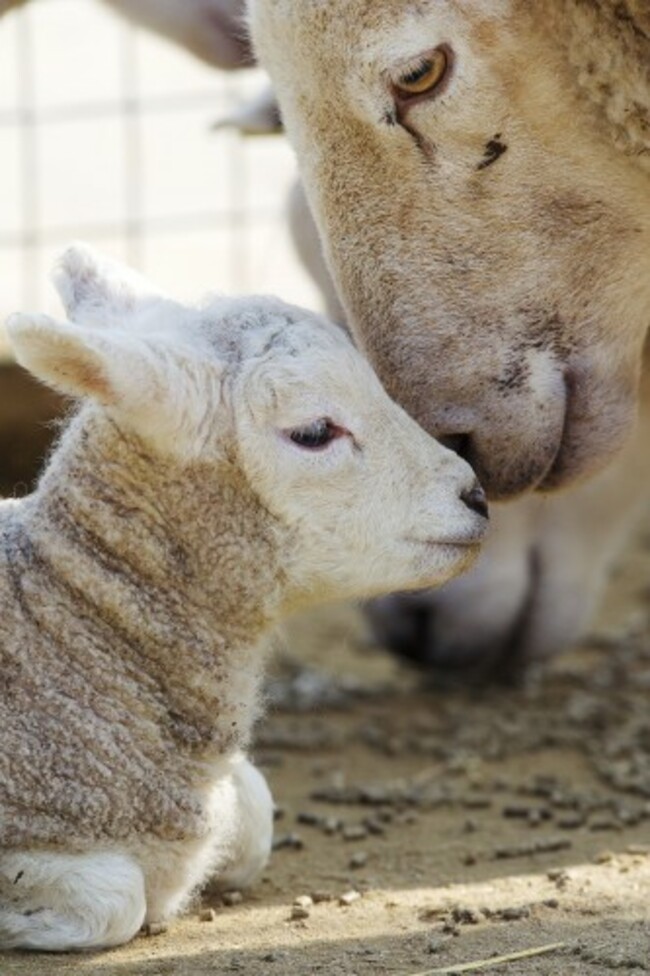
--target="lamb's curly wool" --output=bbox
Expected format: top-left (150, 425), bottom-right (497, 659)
top-left (0, 410), bottom-right (277, 849)
top-left (547, 0), bottom-right (650, 171)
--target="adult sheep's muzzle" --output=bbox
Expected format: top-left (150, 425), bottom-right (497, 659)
top-left (399, 355), bottom-right (640, 501)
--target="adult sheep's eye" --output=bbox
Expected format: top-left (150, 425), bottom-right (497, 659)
top-left (287, 418), bottom-right (342, 450)
top-left (393, 46), bottom-right (451, 99)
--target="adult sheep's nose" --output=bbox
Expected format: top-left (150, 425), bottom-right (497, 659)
top-left (460, 483), bottom-right (489, 519)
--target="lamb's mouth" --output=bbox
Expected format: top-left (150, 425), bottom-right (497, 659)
top-left (406, 536), bottom-right (484, 549)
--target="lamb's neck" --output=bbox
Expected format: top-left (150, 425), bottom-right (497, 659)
top-left (18, 406), bottom-right (285, 752)
top-left (538, 0), bottom-right (650, 172)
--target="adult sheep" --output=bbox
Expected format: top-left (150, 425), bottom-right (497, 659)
top-left (250, 0), bottom-right (650, 675)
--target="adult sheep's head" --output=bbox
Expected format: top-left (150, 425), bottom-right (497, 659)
top-left (250, 0), bottom-right (650, 499)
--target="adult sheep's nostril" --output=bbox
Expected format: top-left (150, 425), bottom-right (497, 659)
top-left (460, 483), bottom-right (489, 519)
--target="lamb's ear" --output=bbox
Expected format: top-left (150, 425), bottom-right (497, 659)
top-left (6, 312), bottom-right (158, 406)
top-left (53, 243), bottom-right (164, 326)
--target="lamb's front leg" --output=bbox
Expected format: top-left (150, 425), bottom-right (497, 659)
top-left (0, 850), bottom-right (146, 952)
top-left (0, 759), bottom-right (272, 951)
top-left (143, 754), bottom-right (273, 925)
top-left (215, 753), bottom-right (274, 891)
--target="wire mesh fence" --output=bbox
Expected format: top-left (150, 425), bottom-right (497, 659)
top-left (0, 0), bottom-right (318, 342)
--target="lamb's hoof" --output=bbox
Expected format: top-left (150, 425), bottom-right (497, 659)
top-left (365, 593), bottom-right (531, 688)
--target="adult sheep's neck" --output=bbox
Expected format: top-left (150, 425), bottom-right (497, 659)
top-left (538, 0), bottom-right (650, 172)
top-left (20, 405), bottom-right (285, 754)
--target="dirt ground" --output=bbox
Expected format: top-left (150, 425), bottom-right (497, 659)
top-left (1, 367), bottom-right (649, 976)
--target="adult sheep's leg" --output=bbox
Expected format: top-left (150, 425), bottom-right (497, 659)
top-left (0, 850), bottom-right (146, 951)
top-left (143, 754), bottom-right (273, 924)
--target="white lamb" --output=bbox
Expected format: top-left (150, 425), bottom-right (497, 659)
top-left (0, 245), bottom-right (487, 952)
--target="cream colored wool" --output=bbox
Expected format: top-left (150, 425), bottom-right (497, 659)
top-left (546, 0), bottom-right (650, 172)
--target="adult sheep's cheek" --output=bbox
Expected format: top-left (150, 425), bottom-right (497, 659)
top-left (460, 369), bottom-right (639, 498)
top-left (538, 369), bottom-right (641, 491)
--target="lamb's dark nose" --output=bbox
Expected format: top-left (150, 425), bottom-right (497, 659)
top-left (461, 483), bottom-right (489, 519)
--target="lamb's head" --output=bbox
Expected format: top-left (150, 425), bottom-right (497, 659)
top-left (221, 298), bottom-right (488, 605)
top-left (6, 244), bottom-right (486, 607)
top-left (250, 0), bottom-right (650, 499)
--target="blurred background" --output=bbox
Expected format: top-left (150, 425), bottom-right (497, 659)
top-left (0, 0), bottom-right (319, 493)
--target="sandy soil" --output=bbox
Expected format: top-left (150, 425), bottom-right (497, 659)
top-left (1, 366), bottom-right (649, 976)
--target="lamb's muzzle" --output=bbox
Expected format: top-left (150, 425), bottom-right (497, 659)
top-left (0, 244), bottom-right (486, 951)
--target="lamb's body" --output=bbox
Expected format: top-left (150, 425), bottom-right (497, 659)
top-left (0, 410), bottom-right (270, 850)
top-left (0, 407), bottom-right (277, 947)
top-left (0, 246), bottom-right (485, 951)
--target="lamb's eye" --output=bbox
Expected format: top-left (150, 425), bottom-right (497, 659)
top-left (287, 418), bottom-right (342, 450)
top-left (393, 47), bottom-right (450, 99)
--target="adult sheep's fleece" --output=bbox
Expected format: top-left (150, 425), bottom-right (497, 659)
top-left (553, 0), bottom-right (650, 171)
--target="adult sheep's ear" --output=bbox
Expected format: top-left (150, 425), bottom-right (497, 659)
top-left (6, 312), bottom-right (160, 408)
top-left (213, 85), bottom-right (282, 135)
top-left (53, 242), bottom-right (165, 327)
